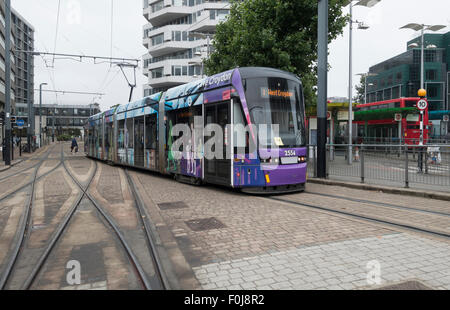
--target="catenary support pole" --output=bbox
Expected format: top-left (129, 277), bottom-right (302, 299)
top-left (27, 52), bottom-right (32, 152)
top-left (4, 0), bottom-right (12, 165)
top-left (348, 2), bottom-right (353, 165)
top-left (317, 0), bottom-right (328, 178)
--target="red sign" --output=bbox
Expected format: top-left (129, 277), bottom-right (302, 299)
top-left (222, 90), bottom-right (231, 100)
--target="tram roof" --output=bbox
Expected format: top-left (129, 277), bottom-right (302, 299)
top-left (237, 67), bottom-right (301, 83)
top-left (115, 93), bottom-right (162, 114)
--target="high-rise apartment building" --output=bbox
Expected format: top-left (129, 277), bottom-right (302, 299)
top-left (0, 1), bottom-right (34, 142)
top-left (142, 0), bottom-right (230, 96)
top-left (11, 8), bottom-right (34, 109)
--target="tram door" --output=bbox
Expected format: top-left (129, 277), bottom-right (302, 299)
top-left (134, 117), bottom-right (145, 167)
top-left (204, 102), bottom-right (231, 185)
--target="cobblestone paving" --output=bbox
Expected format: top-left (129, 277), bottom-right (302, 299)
top-left (193, 233), bottom-right (450, 290)
top-left (135, 173), bottom-right (392, 267)
top-left (134, 172), bottom-right (450, 290)
top-left (287, 193), bottom-right (450, 234)
top-left (97, 164), bottom-right (124, 204)
top-left (308, 183), bottom-right (450, 214)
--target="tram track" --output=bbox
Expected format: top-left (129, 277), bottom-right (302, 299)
top-left (0, 150), bottom-right (63, 207)
top-left (266, 196), bottom-right (450, 240)
top-left (305, 191), bottom-right (450, 218)
top-left (54, 153), bottom-right (156, 290)
top-left (124, 169), bottom-right (170, 290)
top-left (0, 162), bottom-right (41, 183)
top-left (19, 148), bottom-right (97, 290)
top-left (6, 148), bottom-right (155, 290)
top-left (0, 145), bottom-right (56, 289)
top-left (0, 146), bottom-right (52, 182)
top-left (1, 144), bottom-right (168, 290)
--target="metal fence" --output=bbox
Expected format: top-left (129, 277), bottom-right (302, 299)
top-left (336, 136), bottom-right (450, 145)
top-left (308, 144), bottom-right (450, 191)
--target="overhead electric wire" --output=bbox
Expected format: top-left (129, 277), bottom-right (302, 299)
top-left (52, 0), bottom-right (62, 67)
top-left (110, 0), bottom-right (114, 66)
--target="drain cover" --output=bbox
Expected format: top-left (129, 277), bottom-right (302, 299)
top-left (377, 281), bottom-right (433, 290)
top-left (158, 201), bottom-right (189, 210)
top-left (185, 217), bottom-right (226, 232)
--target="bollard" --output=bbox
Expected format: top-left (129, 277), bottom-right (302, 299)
top-left (405, 145), bottom-right (409, 188)
top-left (326, 145), bottom-right (330, 178)
top-left (313, 145), bottom-right (317, 178)
top-left (361, 147), bottom-right (365, 183)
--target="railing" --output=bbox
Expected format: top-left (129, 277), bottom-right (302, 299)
top-left (307, 144), bottom-right (450, 192)
top-left (334, 136), bottom-right (450, 145)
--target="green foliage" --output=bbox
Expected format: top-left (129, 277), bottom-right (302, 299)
top-left (354, 75), bottom-right (366, 104)
top-left (57, 134), bottom-right (72, 142)
top-left (205, 0), bottom-right (349, 109)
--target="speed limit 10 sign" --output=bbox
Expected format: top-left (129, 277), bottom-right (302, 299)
top-left (417, 99), bottom-right (428, 111)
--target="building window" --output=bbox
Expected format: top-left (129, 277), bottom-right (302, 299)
top-left (428, 86), bottom-right (438, 98)
top-left (151, 67), bottom-right (164, 79)
top-left (151, 33), bottom-right (164, 46)
top-left (426, 69), bottom-right (437, 81)
top-left (425, 50), bottom-right (436, 62)
top-left (151, 0), bottom-right (164, 13)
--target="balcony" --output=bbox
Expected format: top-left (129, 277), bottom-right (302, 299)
top-left (148, 39), bottom-right (205, 58)
top-left (148, 75), bottom-right (196, 88)
top-left (144, 5), bottom-right (192, 28)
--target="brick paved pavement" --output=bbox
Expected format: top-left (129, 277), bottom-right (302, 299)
top-left (193, 233), bottom-right (450, 290)
top-left (132, 171), bottom-right (450, 290)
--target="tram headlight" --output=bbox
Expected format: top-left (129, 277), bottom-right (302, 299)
top-left (298, 156), bottom-right (307, 163)
top-left (261, 158), bottom-right (279, 164)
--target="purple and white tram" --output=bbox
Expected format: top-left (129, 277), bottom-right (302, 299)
top-left (86, 67), bottom-right (307, 194)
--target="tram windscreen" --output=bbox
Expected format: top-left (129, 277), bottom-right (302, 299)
top-left (244, 77), bottom-right (306, 148)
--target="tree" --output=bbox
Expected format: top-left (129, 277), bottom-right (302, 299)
top-left (205, 0), bottom-right (349, 108)
top-left (354, 74), bottom-right (366, 104)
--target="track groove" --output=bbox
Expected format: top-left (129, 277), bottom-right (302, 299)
top-left (268, 196), bottom-right (450, 240)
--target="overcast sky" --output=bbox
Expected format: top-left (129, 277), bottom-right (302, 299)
top-left (11, 0), bottom-right (450, 112)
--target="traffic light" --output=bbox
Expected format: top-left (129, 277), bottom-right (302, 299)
top-left (0, 111), bottom-right (5, 121)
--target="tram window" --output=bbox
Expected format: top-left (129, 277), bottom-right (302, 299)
top-left (234, 99), bottom-right (247, 153)
top-left (126, 118), bottom-right (134, 148)
top-left (118, 119), bottom-right (125, 149)
top-left (145, 115), bottom-right (157, 150)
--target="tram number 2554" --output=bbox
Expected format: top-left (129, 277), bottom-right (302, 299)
top-left (284, 150), bottom-right (296, 157)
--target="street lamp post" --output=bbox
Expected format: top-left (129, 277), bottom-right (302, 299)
top-left (39, 83), bottom-right (47, 148)
top-left (357, 72), bottom-right (377, 105)
top-left (189, 32), bottom-right (211, 78)
top-left (346, 0), bottom-right (380, 165)
top-left (400, 24), bottom-right (446, 91)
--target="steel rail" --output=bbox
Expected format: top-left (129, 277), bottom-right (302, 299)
top-left (0, 144), bottom-right (57, 182)
top-left (60, 157), bottom-right (153, 290)
top-left (20, 148), bottom-right (98, 289)
top-left (0, 145), bottom-right (56, 289)
top-left (0, 151), bottom-right (63, 205)
top-left (124, 169), bottom-right (170, 290)
top-left (0, 162), bottom-right (41, 182)
top-left (268, 197), bottom-right (450, 240)
top-left (306, 191), bottom-right (450, 217)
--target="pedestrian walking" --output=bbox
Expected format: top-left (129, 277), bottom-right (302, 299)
top-left (71, 137), bottom-right (78, 153)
